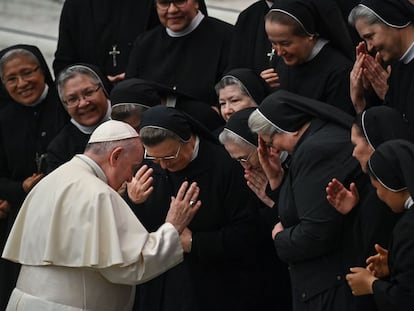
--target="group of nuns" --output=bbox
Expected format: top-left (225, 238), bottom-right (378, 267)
top-left (2, 0), bottom-right (414, 311)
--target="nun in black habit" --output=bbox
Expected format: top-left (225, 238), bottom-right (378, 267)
top-left (262, 0), bottom-right (355, 114)
top-left (53, 0), bottom-right (208, 82)
top-left (126, 0), bottom-right (233, 106)
top-left (219, 107), bottom-right (292, 310)
top-left (348, 0), bottom-right (414, 127)
top-left (125, 106), bottom-right (261, 311)
top-left (46, 63), bottom-right (112, 173)
top-left (327, 106), bottom-right (414, 310)
top-left (0, 44), bottom-right (68, 309)
top-left (248, 90), bottom-right (365, 311)
top-left (346, 139), bottom-right (414, 311)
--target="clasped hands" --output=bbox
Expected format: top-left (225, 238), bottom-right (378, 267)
top-left (346, 244), bottom-right (389, 296)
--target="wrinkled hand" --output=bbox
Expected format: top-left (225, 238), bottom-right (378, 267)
top-left (366, 244), bottom-right (389, 278)
top-left (0, 199), bottom-right (10, 219)
top-left (260, 68), bottom-right (280, 89)
top-left (257, 137), bottom-right (284, 190)
top-left (272, 221), bottom-right (284, 240)
top-left (346, 267), bottom-right (377, 296)
top-left (166, 181), bottom-right (201, 234)
top-left (362, 52), bottom-right (391, 100)
top-left (326, 179), bottom-right (359, 215)
top-left (180, 227), bottom-right (193, 253)
top-left (244, 168), bottom-right (274, 207)
top-left (23, 173), bottom-right (44, 193)
top-left (127, 165), bottom-right (154, 204)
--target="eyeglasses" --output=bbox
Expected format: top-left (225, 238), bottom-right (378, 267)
top-left (3, 66), bottom-right (40, 87)
top-left (64, 85), bottom-right (102, 107)
top-left (155, 0), bottom-right (187, 11)
top-left (236, 151), bottom-right (255, 164)
top-left (144, 143), bottom-right (182, 161)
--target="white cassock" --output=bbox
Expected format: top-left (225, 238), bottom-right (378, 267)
top-left (2, 155), bottom-right (183, 311)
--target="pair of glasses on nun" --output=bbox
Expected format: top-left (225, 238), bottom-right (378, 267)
top-left (236, 151), bottom-right (255, 164)
top-left (156, 0), bottom-right (188, 11)
top-left (3, 66), bottom-right (40, 87)
top-left (64, 85), bottom-right (102, 107)
top-left (144, 144), bottom-right (182, 161)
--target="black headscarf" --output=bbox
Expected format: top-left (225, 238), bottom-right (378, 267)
top-left (356, 106), bottom-right (414, 150)
top-left (271, 0), bottom-right (355, 60)
top-left (368, 139), bottom-right (414, 193)
top-left (140, 105), bottom-right (218, 143)
top-left (224, 107), bottom-right (258, 146)
top-left (359, 0), bottom-right (412, 28)
top-left (57, 63), bottom-right (113, 100)
top-left (220, 68), bottom-right (270, 105)
top-left (270, 0), bottom-right (354, 60)
top-left (257, 90), bottom-right (353, 133)
top-left (0, 44), bottom-right (54, 103)
top-left (110, 78), bottom-right (163, 108)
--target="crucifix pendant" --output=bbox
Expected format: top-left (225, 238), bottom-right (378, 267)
top-left (267, 48), bottom-right (275, 63)
top-left (109, 45), bottom-right (120, 67)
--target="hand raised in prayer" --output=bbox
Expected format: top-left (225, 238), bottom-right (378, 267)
top-left (350, 43), bottom-right (368, 113)
top-left (22, 173), bottom-right (44, 193)
top-left (0, 199), bottom-right (10, 219)
top-left (366, 244), bottom-right (389, 278)
top-left (260, 68), bottom-right (280, 89)
top-left (272, 221), bottom-right (284, 240)
top-left (167, 181), bottom-right (201, 234)
top-left (362, 52), bottom-right (391, 100)
top-left (346, 267), bottom-right (377, 296)
top-left (127, 165), bottom-right (154, 204)
top-left (244, 168), bottom-right (274, 208)
top-left (326, 178), bottom-right (359, 215)
top-left (257, 137), bottom-right (284, 190)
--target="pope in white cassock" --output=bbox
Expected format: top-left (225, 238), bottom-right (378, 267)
top-left (1, 120), bottom-right (201, 311)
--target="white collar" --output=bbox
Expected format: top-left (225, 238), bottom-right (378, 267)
top-left (404, 196), bottom-right (414, 210)
top-left (28, 84), bottom-right (49, 107)
top-left (190, 135), bottom-right (200, 161)
top-left (166, 11), bottom-right (204, 37)
top-left (306, 38), bottom-right (329, 62)
top-left (266, 1), bottom-right (274, 8)
top-left (400, 41), bottom-right (414, 64)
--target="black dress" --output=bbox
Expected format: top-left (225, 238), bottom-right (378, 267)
top-left (127, 139), bottom-right (264, 311)
top-left (273, 44), bottom-right (354, 114)
top-left (46, 122), bottom-right (91, 173)
top-left (126, 16), bottom-right (234, 106)
top-left (0, 45), bottom-right (68, 309)
top-left (227, 0), bottom-right (273, 73)
top-left (275, 119), bottom-right (364, 311)
top-left (53, 0), bottom-right (160, 77)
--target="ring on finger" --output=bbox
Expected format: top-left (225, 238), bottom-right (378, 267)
top-left (189, 200), bottom-right (195, 207)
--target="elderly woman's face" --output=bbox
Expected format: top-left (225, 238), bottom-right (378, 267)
top-left (265, 20), bottom-right (315, 66)
top-left (218, 85), bottom-right (257, 121)
top-left (1, 54), bottom-right (45, 106)
top-left (62, 74), bottom-right (108, 126)
top-left (156, 0), bottom-right (199, 32)
top-left (223, 142), bottom-right (260, 171)
top-left (144, 137), bottom-right (194, 172)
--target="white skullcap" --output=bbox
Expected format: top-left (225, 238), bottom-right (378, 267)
top-left (88, 120), bottom-right (139, 143)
